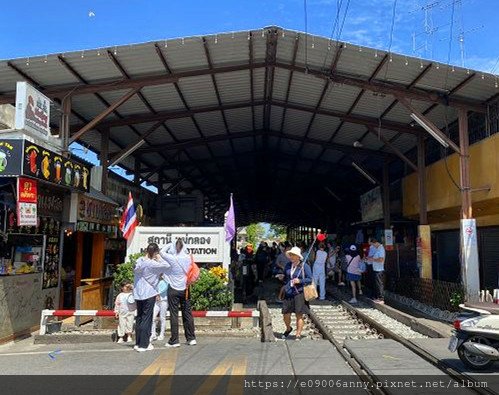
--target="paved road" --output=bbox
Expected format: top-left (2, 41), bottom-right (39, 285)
top-left (0, 336), bottom-right (497, 395)
top-left (0, 337), bottom-right (366, 395)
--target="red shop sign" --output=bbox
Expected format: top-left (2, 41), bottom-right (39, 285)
top-left (17, 177), bottom-right (38, 203)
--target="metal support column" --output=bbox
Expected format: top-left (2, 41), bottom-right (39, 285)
top-left (417, 134), bottom-right (432, 279)
top-left (417, 135), bottom-right (428, 225)
top-left (458, 108), bottom-right (480, 302)
top-left (382, 160), bottom-right (391, 229)
top-left (100, 128), bottom-right (110, 195)
top-left (133, 158), bottom-right (140, 185)
top-left (61, 95), bottom-right (71, 156)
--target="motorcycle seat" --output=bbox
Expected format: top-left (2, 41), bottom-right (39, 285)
top-left (464, 302), bottom-right (499, 315)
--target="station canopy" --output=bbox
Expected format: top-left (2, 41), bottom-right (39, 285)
top-left (0, 27), bottom-right (497, 226)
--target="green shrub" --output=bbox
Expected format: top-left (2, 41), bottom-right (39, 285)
top-left (190, 268), bottom-right (232, 311)
top-left (113, 253), bottom-right (142, 291)
top-left (113, 256), bottom-right (233, 311)
top-left (450, 290), bottom-right (464, 308)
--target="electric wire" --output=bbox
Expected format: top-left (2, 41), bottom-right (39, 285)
top-left (304, 0), bottom-right (308, 70)
top-left (442, 0), bottom-right (461, 191)
top-left (378, 0), bottom-right (399, 138)
top-left (321, 0), bottom-right (344, 71)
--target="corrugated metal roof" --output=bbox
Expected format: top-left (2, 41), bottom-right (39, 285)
top-left (1, 26), bottom-right (496, 225)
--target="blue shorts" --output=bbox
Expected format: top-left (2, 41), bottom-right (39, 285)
top-left (346, 273), bottom-right (362, 282)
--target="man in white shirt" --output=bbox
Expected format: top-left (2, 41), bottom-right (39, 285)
top-left (160, 239), bottom-right (197, 347)
top-left (367, 237), bottom-right (385, 303)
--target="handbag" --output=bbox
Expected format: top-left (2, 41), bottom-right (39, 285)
top-left (301, 266), bottom-right (318, 302)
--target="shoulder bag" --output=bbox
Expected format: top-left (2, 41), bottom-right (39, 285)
top-left (301, 265), bottom-right (318, 302)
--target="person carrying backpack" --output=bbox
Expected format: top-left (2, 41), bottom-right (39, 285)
top-left (160, 239), bottom-right (197, 347)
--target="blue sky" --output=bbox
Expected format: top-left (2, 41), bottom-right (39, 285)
top-left (2, 1), bottom-right (497, 196)
top-left (1, 0), bottom-right (498, 72)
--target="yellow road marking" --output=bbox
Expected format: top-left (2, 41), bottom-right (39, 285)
top-left (122, 349), bottom-right (178, 395)
top-left (194, 356), bottom-right (247, 395)
top-left (382, 354), bottom-right (400, 360)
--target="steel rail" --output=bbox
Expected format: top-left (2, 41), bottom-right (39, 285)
top-left (330, 292), bottom-right (496, 395)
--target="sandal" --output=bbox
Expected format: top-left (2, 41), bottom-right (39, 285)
top-left (282, 327), bottom-right (293, 339)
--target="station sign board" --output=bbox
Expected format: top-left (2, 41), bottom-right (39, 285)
top-left (127, 227), bottom-right (229, 266)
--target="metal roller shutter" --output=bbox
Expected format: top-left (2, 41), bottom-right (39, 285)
top-left (432, 230), bottom-right (460, 283)
top-left (478, 227), bottom-right (499, 290)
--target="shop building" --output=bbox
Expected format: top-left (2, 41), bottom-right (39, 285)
top-left (60, 189), bottom-right (121, 309)
top-left (0, 135), bottom-right (92, 342)
top-left (403, 129), bottom-right (499, 290)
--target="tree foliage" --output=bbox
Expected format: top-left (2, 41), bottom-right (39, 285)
top-left (113, 253), bottom-right (142, 291)
top-left (269, 224), bottom-right (287, 241)
top-left (246, 223), bottom-right (265, 245)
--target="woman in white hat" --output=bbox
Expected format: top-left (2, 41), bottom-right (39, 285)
top-left (281, 246), bottom-right (313, 340)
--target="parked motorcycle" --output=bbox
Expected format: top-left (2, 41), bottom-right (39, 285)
top-left (448, 302), bottom-right (499, 370)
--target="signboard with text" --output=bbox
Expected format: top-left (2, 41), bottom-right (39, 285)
top-left (384, 229), bottom-right (393, 251)
top-left (17, 177), bottom-right (38, 226)
top-left (0, 139), bottom-right (23, 176)
top-left (127, 227), bottom-right (230, 267)
top-left (360, 186), bottom-right (384, 223)
top-left (23, 141), bottom-right (91, 192)
top-left (15, 82), bottom-right (51, 139)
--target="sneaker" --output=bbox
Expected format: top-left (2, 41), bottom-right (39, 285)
top-left (157, 335), bottom-right (164, 341)
top-left (349, 298), bottom-right (358, 304)
top-left (151, 335), bottom-right (157, 341)
top-left (133, 345), bottom-right (139, 350)
top-left (374, 299), bottom-right (385, 304)
top-left (281, 327), bottom-right (293, 340)
top-left (117, 338), bottom-right (124, 344)
top-left (147, 343), bottom-right (154, 351)
top-left (187, 339), bottom-right (197, 346)
top-left (126, 337), bottom-right (133, 343)
top-left (338, 282), bottom-right (345, 286)
top-left (359, 290), bottom-right (363, 295)
top-left (166, 342), bottom-right (180, 348)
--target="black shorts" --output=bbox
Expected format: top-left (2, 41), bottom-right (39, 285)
top-left (282, 292), bottom-right (309, 315)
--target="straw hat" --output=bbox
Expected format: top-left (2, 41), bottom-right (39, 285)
top-left (286, 246), bottom-right (303, 260)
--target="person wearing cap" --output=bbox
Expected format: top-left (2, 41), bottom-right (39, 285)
top-left (345, 245), bottom-right (363, 304)
top-left (281, 246), bottom-right (313, 340)
top-left (367, 237), bottom-right (385, 303)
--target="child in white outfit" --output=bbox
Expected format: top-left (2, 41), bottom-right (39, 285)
top-left (114, 282), bottom-right (136, 343)
top-left (151, 277), bottom-right (169, 341)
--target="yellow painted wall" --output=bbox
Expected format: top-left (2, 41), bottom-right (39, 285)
top-left (403, 132), bottom-right (499, 227)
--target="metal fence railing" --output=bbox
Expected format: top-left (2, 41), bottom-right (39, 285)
top-left (386, 275), bottom-right (464, 312)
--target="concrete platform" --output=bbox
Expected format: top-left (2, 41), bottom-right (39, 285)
top-left (345, 339), bottom-right (481, 394)
top-left (411, 338), bottom-right (499, 392)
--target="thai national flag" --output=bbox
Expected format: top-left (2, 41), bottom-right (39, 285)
top-left (120, 192), bottom-right (138, 240)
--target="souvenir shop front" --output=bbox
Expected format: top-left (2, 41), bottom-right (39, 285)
top-left (0, 138), bottom-right (91, 341)
top-left (60, 191), bottom-right (121, 309)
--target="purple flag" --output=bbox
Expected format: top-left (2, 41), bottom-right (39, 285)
top-left (224, 194), bottom-right (235, 242)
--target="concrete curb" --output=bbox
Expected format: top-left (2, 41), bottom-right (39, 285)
top-left (257, 300), bottom-right (275, 342)
top-left (34, 329), bottom-right (259, 344)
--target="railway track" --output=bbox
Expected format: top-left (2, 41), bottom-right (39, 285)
top-left (306, 291), bottom-right (497, 395)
